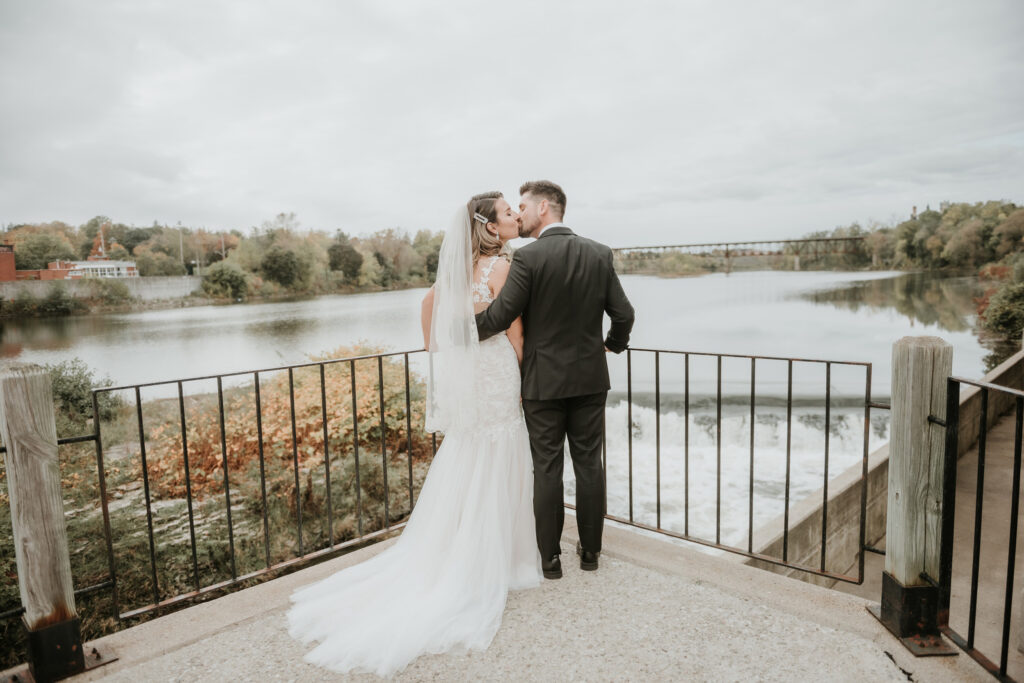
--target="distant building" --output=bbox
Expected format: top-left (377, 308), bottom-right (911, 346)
top-left (65, 260), bottom-right (138, 279)
top-left (0, 244), bottom-right (139, 282)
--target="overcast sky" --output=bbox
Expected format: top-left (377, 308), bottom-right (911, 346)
top-left (1, 1), bottom-right (1022, 247)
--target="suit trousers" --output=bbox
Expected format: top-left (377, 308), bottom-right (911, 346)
top-left (521, 391), bottom-right (607, 559)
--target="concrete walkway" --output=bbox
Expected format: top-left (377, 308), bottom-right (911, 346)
top-left (32, 517), bottom-right (989, 681)
top-left (837, 410), bottom-right (1024, 679)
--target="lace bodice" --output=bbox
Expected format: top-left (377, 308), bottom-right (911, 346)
top-left (471, 255), bottom-right (502, 304)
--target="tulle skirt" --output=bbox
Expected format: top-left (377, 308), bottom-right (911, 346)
top-left (287, 418), bottom-right (541, 677)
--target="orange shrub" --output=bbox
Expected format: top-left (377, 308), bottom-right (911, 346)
top-left (141, 345), bottom-right (431, 500)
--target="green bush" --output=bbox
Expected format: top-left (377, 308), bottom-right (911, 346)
top-left (38, 283), bottom-right (86, 316)
top-left (982, 282), bottom-right (1024, 339)
top-left (87, 279), bottom-right (135, 305)
top-left (260, 247), bottom-right (304, 287)
top-left (44, 358), bottom-right (122, 429)
top-left (202, 261), bottom-right (249, 300)
top-left (7, 288), bottom-right (38, 316)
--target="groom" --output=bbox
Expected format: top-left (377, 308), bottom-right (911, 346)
top-left (476, 180), bottom-right (634, 579)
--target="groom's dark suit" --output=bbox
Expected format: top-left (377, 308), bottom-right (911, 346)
top-left (475, 225), bottom-right (634, 559)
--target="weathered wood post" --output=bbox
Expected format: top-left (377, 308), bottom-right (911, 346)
top-left (871, 336), bottom-right (955, 655)
top-left (0, 362), bottom-right (85, 681)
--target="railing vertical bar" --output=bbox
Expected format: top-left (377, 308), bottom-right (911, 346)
top-left (821, 362), bottom-right (831, 572)
top-left (253, 373), bottom-right (271, 568)
top-left (216, 377), bottom-right (237, 580)
top-left (655, 351), bottom-right (661, 529)
top-left (92, 391), bottom-right (119, 620)
top-left (177, 381), bottom-right (201, 591)
top-left (938, 377), bottom-right (960, 624)
top-left (716, 354), bottom-right (722, 545)
top-left (404, 354), bottom-right (414, 510)
top-left (968, 387), bottom-right (988, 648)
top-left (134, 386), bottom-right (160, 605)
top-left (378, 356), bottom-right (390, 528)
top-left (749, 358), bottom-right (755, 554)
top-left (999, 396), bottom-right (1023, 677)
top-left (432, 432), bottom-right (437, 457)
top-left (684, 352), bottom-right (690, 537)
top-left (627, 348), bottom-right (633, 523)
top-left (288, 368), bottom-right (304, 556)
top-left (320, 364), bottom-right (334, 549)
top-left (858, 364), bottom-right (871, 583)
top-left (350, 360), bottom-right (363, 536)
top-left (783, 360), bottom-right (793, 563)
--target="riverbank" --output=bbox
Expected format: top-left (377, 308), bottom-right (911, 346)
top-left (0, 277), bottom-right (431, 320)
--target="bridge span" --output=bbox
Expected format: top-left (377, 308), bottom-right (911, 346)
top-left (612, 236), bottom-right (866, 259)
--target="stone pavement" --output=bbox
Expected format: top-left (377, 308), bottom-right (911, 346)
top-left (46, 517), bottom-right (991, 682)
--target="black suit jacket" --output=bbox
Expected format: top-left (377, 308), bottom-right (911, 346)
top-left (475, 226), bottom-right (635, 401)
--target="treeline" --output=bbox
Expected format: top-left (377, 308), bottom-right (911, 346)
top-left (800, 200), bottom-right (1024, 271)
top-left (1, 213), bottom-right (444, 300)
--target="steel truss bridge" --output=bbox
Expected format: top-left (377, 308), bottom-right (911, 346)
top-left (612, 236), bottom-right (866, 260)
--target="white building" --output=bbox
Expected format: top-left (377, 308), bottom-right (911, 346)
top-left (66, 260), bottom-right (139, 278)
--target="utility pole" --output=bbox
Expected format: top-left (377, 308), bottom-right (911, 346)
top-left (178, 222), bottom-right (185, 267)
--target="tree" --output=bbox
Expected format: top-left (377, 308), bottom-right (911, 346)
top-left (203, 261), bottom-right (249, 300)
top-left (261, 247), bottom-right (302, 287)
top-left (328, 238), bottom-right (364, 282)
top-left (12, 232), bottom-right (77, 270)
top-left (993, 209), bottom-right (1024, 258)
top-left (107, 243), bottom-right (131, 261)
top-left (134, 243), bottom-right (186, 276)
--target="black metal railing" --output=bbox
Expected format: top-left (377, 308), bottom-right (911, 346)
top-left (594, 347), bottom-right (877, 584)
top-left (1, 344), bottom-right (879, 646)
top-left (939, 377), bottom-right (1024, 681)
top-left (0, 348), bottom-right (431, 630)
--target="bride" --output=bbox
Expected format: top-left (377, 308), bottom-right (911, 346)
top-left (287, 191), bottom-right (542, 676)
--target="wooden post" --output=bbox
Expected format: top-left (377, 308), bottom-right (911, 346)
top-left (871, 336), bottom-right (956, 656)
top-left (0, 362), bottom-right (84, 680)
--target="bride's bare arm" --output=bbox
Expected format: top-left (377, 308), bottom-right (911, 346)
top-left (485, 258), bottom-right (524, 361)
top-left (507, 316), bottom-right (524, 363)
top-left (420, 286), bottom-right (434, 350)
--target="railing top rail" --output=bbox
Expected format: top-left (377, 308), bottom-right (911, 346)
top-left (95, 348), bottom-right (428, 393)
top-left (612, 236), bottom-right (866, 252)
top-left (91, 345), bottom-right (873, 394)
top-left (626, 347), bottom-right (872, 367)
top-left (949, 375), bottom-right (1024, 399)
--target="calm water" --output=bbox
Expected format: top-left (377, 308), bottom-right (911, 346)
top-left (1, 270), bottom-right (1003, 545)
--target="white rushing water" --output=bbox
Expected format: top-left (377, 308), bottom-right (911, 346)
top-left (564, 400), bottom-right (889, 549)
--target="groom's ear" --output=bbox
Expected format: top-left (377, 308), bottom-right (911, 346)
top-left (538, 198), bottom-right (548, 215)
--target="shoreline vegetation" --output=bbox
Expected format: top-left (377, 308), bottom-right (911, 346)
top-left (4, 201), bottom-right (1024, 343)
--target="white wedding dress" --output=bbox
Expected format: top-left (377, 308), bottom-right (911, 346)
top-left (287, 255), bottom-right (541, 677)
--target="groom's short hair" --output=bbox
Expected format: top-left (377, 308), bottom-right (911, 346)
top-left (520, 180), bottom-right (566, 219)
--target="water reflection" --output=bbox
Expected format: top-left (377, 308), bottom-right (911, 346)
top-left (800, 272), bottom-right (1017, 371)
top-left (800, 272), bottom-right (979, 332)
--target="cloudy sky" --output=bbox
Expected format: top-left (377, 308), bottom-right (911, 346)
top-left (1, 1), bottom-right (1022, 247)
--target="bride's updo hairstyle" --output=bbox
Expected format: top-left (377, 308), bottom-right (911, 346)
top-left (467, 191), bottom-right (508, 264)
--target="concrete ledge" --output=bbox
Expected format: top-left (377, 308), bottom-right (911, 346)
top-left (2, 519), bottom-right (985, 681)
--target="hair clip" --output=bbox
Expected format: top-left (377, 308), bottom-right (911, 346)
top-left (473, 212), bottom-right (490, 225)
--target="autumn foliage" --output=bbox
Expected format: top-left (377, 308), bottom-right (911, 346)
top-left (140, 345), bottom-right (432, 502)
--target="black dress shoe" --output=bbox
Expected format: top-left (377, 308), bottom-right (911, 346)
top-left (542, 554), bottom-right (562, 579)
top-left (576, 541), bottom-right (599, 571)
